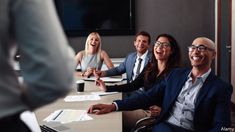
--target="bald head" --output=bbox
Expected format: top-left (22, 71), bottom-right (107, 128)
top-left (192, 37), bottom-right (215, 50)
top-left (189, 37), bottom-right (216, 73)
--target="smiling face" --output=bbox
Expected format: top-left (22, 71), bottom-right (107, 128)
top-left (88, 34), bottom-right (100, 51)
top-left (153, 37), bottom-right (172, 62)
top-left (134, 35), bottom-right (150, 55)
top-left (189, 37), bottom-right (216, 70)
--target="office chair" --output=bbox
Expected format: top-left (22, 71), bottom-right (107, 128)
top-left (131, 116), bottom-right (156, 132)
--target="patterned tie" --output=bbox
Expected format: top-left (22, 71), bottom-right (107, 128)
top-left (135, 58), bottom-right (143, 78)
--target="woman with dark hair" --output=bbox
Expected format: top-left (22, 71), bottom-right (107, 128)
top-left (96, 33), bottom-right (182, 129)
top-left (143, 34), bottom-right (181, 89)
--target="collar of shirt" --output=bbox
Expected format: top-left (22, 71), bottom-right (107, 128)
top-left (187, 68), bottom-right (211, 83)
top-left (166, 68), bottom-right (212, 130)
top-left (137, 50), bottom-right (148, 60)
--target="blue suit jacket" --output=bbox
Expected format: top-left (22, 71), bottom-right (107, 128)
top-left (105, 51), bottom-right (151, 83)
top-left (115, 68), bottom-right (233, 131)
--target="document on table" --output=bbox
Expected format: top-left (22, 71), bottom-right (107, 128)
top-left (82, 77), bottom-right (122, 82)
top-left (44, 109), bottom-right (93, 124)
top-left (64, 95), bottom-right (101, 102)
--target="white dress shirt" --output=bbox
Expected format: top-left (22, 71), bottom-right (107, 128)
top-left (132, 50), bottom-right (148, 81)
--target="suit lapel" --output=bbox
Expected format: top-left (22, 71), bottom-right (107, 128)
top-left (130, 53), bottom-right (137, 69)
top-left (128, 51), bottom-right (150, 80)
top-left (169, 71), bottom-right (189, 105)
top-left (160, 69), bottom-right (190, 118)
top-left (144, 51), bottom-right (151, 66)
top-left (128, 53), bottom-right (137, 79)
top-left (195, 73), bottom-right (215, 109)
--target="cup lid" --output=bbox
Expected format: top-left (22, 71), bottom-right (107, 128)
top-left (76, 80), bottom-right (85, 84)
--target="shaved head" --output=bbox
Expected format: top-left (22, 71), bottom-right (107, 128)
top-left (192, 37), bottom-right (215, 50)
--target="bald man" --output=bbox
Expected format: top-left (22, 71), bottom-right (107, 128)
top-left (88, 37), bottom-right (233, 131)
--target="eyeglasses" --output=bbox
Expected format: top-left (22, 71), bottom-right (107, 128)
top-left (188, 45), bottom-right (214, 52)
top-left (154, 41), bottom-right (170, 48)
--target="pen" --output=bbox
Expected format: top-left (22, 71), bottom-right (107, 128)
top-left (96, 77), bottom-right (100, 86)
top-left (87, 67), bottom-right (96, 78)
top-left (87, 74), bottom-right (92, 78)
top-left (53, 110), bottom-right (63, 120)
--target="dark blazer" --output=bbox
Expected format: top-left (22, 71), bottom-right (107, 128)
top-left (106, 63), bottom-right (164, 92)
top-left (115, 68), bottom-right (233, 131)
top-left (105, 51), bottom-right (151, 83)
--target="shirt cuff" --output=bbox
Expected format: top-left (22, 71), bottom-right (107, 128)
top-left (112, 102), bottom-right (119, 111)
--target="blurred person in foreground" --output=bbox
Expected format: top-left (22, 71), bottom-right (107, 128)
top-left (0, 0), bottom-right (75, 131)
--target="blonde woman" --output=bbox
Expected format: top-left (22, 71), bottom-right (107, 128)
top-left (75, 32), bottom-right (114, 77)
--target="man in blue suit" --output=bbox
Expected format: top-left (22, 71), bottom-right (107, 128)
top-left (88, 37), bottom-right (233, 131)
top-left (96, 31), bottom-right (151, 83)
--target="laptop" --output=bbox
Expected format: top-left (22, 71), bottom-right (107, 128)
top-left (20, 111), bottom-right (75, 132)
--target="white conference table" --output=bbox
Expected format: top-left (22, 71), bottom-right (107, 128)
top-left (35, 80), bottom-right (122, 132)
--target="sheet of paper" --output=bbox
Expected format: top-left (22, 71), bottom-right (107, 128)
top-left (82, 77), bottom-right (122, 82)
top-left (20, 111), bottom-right (41, 132)
top-left (91, 91), bottom-right (119, 96)
top-left (64, 95), bottom-right (100, 102)
top-left (44, 109), bottom-right (93, 124)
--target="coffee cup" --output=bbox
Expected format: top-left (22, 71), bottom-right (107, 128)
top-left (76, 80), bottom-right (85, 92)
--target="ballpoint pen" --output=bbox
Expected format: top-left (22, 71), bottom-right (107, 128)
top-left (87, 74), bottom-right (92, 78)
top-left (87, 67), bottom-right (96, 78)
top-left (95, 76), bottom-right (100, 86)
top-left (53, 110), bottom-right (63, 120)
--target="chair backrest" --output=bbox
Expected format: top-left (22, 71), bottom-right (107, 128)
top-left (131, 117), bottom-right (156, 132)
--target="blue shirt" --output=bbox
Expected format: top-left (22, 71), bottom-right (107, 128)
top-left (166, 69), bottom-right (211, 130)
